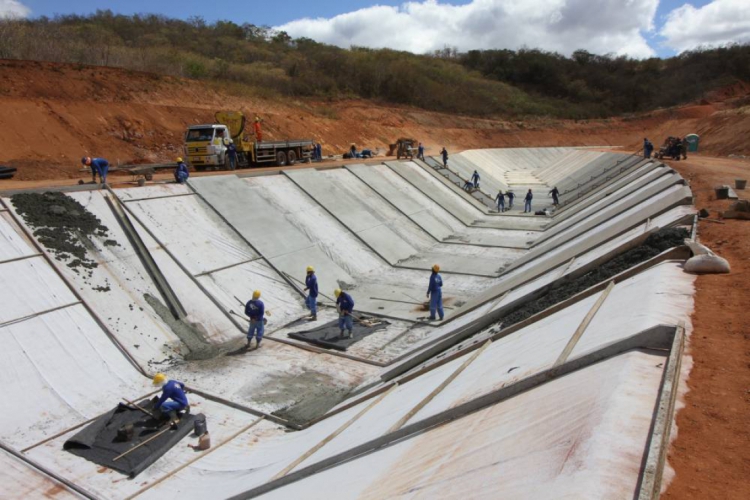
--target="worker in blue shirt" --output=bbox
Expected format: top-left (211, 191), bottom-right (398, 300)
top-left (174, 157), bottom-right (189, 183)
top-left (471, 170), bottom-right (480, 189)
top-left (417, 142), bottom-right (425, 161)
top-left (304, 265), bottom-right (318, 321)
top-left (426, 264), bottom-right (444, 321)
top-left (549, 186), bottom-right (560, 206)
top-left (441, 147), bottom-right (448, 167)
top-left (495, 189), bottom-right (505, 212)
top-left (334, 288), bottom-right (355, 338)
top-left (152, 373), bottom-right (188, 426)
top-left (506, 190), bottom-right (515, 210)
top-left (226, 142), bottom-right (238, 170)
top-left (524, 189), bottom-right (533, 213)
top-left (81, 156), bottom-right (109, 185)
top-left (245, 290), bottom-right (265, 349)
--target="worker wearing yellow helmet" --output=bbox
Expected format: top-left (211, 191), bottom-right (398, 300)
top-left (427, 264), bottom-right (444, 321)
top-left (304, 266), bottom-right (318, 321)
top-left (334, 288), bottom-right (355, 338)
top-left (174, 157), bottom-right (189, 184)
top-left (244, 290), bottom-right (265, 349)
top-left (152, 373), bottom-right (189, 427)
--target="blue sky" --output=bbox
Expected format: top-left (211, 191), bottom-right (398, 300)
top-left (14, 0), bottom-right (738, 58)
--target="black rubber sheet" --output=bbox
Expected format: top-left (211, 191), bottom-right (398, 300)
top-left (287, 318), bottom-right (389, 351)
top-left (63, 398), bottom-right (200, 477)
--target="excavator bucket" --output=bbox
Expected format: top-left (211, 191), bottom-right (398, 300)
top-left (215, 111), bottom-right (246, 139)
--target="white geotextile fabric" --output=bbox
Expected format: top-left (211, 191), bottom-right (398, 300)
top-left (0, 305), bottom-right (144, 449)
top-left (116, 183), bottom-right (192, 200)
top-left (262, 351), bottom-right (665, 500)
top-left (0, 257), bottom-right (77, 324)
top-left (0, 449), bottom-right (79, 499)
top-left (0, 213), bottom-right (36, 262)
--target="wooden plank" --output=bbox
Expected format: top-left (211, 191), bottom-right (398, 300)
top-left (553, 280), bottom-right (615, 368)
top-left (387, 339), bottom-right (492, 434)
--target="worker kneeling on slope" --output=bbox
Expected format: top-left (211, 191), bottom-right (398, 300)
top-left (152, 373), bottom-right (189, 429)
top-left (304, 266), bottom-right (318, 321)
top-left (174, 157), bottom-right (189, 184)
top-left (245, 290), bottom-right (266, 349)
top-left (427, 264), bottom-right (444, 321)
top-left (334, 288), bottom-right (355, 339)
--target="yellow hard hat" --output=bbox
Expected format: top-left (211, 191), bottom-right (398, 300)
top-left (432, 264), bottom-right (440, 272)
top-left (306, 266), bottom-right (314, 273)
top-left (152, 373), bottom-right (167, 386)
top-left (176, 157), bottom-right (183, 162)
top-left (334, 288), bottom-right (342, 297)
top-left (252, 290), bottom-right (261, 299)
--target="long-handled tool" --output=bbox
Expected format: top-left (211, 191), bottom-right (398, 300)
top-left (229, 310), bottom-right (249, 322)
top-left (369, 296), bottom-right (454, 310)
top-left (122, 398), bottom-right (157, 419)
top-left (113, 426), bottom-right (172, 462)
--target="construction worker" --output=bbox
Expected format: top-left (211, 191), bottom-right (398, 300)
top-left (495, 189), bottom-right (505, 212)
top-left (524, 189), bottom-right (533, 213)
top-left (81, 156), bottom-right (109, 185)
top-left (471, 170), bottom-right (480, 189)
top-left (152, 373), bottom-right (188, 427)
top-left (417, 142), bottom-right (425, 161)
top-left (549, 186), bottom-right (559, 206)
top-left (440, 147), bottom-right (448, 167)
top-left (304, 266), bottom-right (318, 321)
top-left (506, 190), bottom-right (515, 210)
top-left (254, 116), bottom-right (263, 142)
top-left (681, 137), bottom-right (688, 160)
top-left (643, 138), bottom-right (654, 159)
top-left (227, 142), bottom-right (238, 170)
top-left (174, 157), bottom-right (189, 184)
top-left (426, 264), bottom-right (444, 321)
top-left (245, 290), bottom-right (265, 349)
top-left (349, 143), bottom-right (357, 159)
top-left (334, 289), bottom-right (355, 338)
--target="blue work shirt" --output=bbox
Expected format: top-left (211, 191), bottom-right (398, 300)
top-left (337, 292), bottom-right (354, 313)
top-left (91, 158), bottom-right (109, 174)
top-left (507, 192), bottom-right (515, 201)
top-left (525, 191), bottom-right (533, 201)
top-left (428, 272), bottom-right (443, 296)
top-left (471, 171), bottom-right (480, 183)
top-left (305, 274), bottom-right (319, 298)
top-left (245, 299), bottom-right (265, 320)
top-left (156, 380), bottom-right (188, 409)
top-left (175, 162), bottom-right (189, 178)
top-left (227, 143), bottom-right (237, 158)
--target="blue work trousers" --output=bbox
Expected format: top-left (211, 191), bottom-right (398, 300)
top-left (159, 401), bottom-right (185, 413)
top-left (306, 295), bottom-right (317, 316)
top-left (338, 313), bottom-right (353, 332)
top-left (98, 165), bottom-right (108, 184)
top-left (429, 290), bottom-right (444, 320)
top-left (524, 200), bottom-right (532, 213)
top-left (497, 199), bottom-right (505, 212)
top-left (247, 320), bottom-right (264, 342)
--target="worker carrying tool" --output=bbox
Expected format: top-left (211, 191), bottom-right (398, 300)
top-left (245, 290), bottom-right (265, 349)
top-left (471, 170), bottom-right (480, 189)
top-left (152, 373), bottom-right (189, 428)
top-left (549, 186), bottom-right (559, 206)
top-left (254, 116), bottom-right (263, 142)
top-left (174, 157), bottom-right (189, 184)
top-left (334, 288), bottom-right (355, 338)
top-left (81, 156), bottom-right (109, 185)
top-left (304, 266), bottom-right (318, 321)
top-left (426, 264), bottom-right (444, 321)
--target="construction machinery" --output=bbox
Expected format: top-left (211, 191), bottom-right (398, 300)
top-left (184, 111), bottom-right (314, 170)
top-left (387, 138), bottom-right (417, 160)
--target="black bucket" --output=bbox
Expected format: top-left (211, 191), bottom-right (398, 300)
top-left (194, 416), bottom-right (207, 436)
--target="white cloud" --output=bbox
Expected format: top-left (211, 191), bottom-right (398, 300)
top-left (275, 0), bottom-right (659, 58)
top-left (660, 0), bottom-right (750, 53)
top-left (0, 0), bottom-right (30, 18)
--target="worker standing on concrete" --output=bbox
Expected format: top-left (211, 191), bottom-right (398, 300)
top-left (174, 157), bottom-right (189, 184)
top-left (441, 147), bottom-right (448, 167)
top-left (495, 189), bottom-right (505, 212)
top-left (417, 142), bottom-right (425, 161)
top-left (304, 266), bottom-right (318, 321)
top-left (506, 190), bottom-right (515, 210)
top-left (81, 156), bottom-right (109, 185)
top-left (334, 289), bottom-right (355, 338)
top-left (549, 186), bottom-right (559, 206)
top-left (152, 373), bottom-right (189, 427)
top-left (426, 264), bottom-right (444, 321)
top-left (471, 170), bottom-right (480, 189)
top-left (524, 189), bottom-right (533, 213)
top-left (643, 138), bottom-right (654, 159)
top-left (227, 142), bottom-right (238, 170)
top-left (254, 116), bottom-right (263, 142)
top-left (245, 290), bottom-right (265, 349)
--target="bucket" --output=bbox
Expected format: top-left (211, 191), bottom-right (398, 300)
top-left (194, 416), bottom-right (207, 436)
top-left (715, 186), bottom-right (729, 200)
top-left (735, 179), bottom-right (746, 190)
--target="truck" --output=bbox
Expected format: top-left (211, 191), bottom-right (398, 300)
top-left (184, 111), bottom-right (314, 170)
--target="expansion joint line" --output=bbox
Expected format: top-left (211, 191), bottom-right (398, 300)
top-left (0, 253), bottom-right (42, 266)
top-left (0, 301), bottom-right (82, 330)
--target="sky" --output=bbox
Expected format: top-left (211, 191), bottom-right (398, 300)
top-left (2, 0), bottom-right (749, 58)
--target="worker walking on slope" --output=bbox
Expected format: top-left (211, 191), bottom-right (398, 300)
top-left (426, 264), bottom-right (444, 321)
top-left (506, 190), bottom-right (515, 210)
top-left (152, 373), bottom-right (189, 428)
top-left (81, 156), bottom-right (109, 185)
top-left (495, 189), bottom-right (505, 212)
top-left (417, 142), bottom-right (425, 161)
top-left (174, 157), bottom-right (189, 184)
top-left (524, 189), bottom-right (533, 213)
top-left (471, 170), bottom-right (480, 189)
top-left (254, 116), bottom-right (263, 142)
top-left (334, 289), bottom-right (355, 338)
top-left (549, 186), bottom-right (559, 206)
top-left (304, 266), bottom-right (318, 321)
top-left (245, 290), bottom-right (265, 349)
top-left (441, 147), bottom-right (448, 167)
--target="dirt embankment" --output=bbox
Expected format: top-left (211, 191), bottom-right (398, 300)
top-left (1, 59), bottom-right (749, 182)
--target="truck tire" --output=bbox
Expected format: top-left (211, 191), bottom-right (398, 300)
top-left (287, 150), bottom-right (297, 165)
top-left (276, 151), bottom-right (287, 166)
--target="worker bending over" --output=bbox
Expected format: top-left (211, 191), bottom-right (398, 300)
top-left (304, 266), bottom-right (318, 321)
top-left (174, 157), bottom-right (189, 184)
top-left (81, 156), bottom-right (109, 185)
top-left (427, 264), bottom-right (444, 321)
top-left (152, 373), bottom-right (189, 427)
top-left (245, 290), bottom-right (265, 349)
top-left (334, 288), bottom-right (355, 338)
top-left (549, 186), bottom-right (559, 206)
